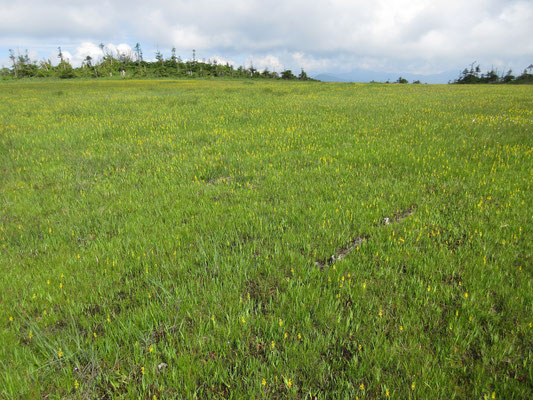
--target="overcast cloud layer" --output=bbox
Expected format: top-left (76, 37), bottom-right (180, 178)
top-left (1, 0), bottom-right (532, 80)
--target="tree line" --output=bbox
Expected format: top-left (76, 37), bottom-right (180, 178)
top-left (3, 46), bottom-right (531, 84)
top-left (451, 62), bottom-right (533, 84)
top-left (1, 44), bottom-right (313, 81)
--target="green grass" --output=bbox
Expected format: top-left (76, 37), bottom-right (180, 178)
top-left (0, 79), bottom-right (532, 399)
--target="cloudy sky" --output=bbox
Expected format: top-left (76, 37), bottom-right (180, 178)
top-left (1, 0), bottom-right (532, 80)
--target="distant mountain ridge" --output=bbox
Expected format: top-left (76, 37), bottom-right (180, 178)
top-left (313, 74), bottom-right (351, 83)
top-left (313, 69), bottom-right (458, 84)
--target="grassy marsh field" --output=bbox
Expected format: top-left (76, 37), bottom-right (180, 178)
top-left (0, 80), bottom-right (532, 399)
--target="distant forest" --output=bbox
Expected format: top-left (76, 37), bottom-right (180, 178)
top-left (451, 62), bottom-right (533, 84)
top-left (2, 45), bottom-right (532, 84)
top-left (1, 45), bottom-right (312, 81)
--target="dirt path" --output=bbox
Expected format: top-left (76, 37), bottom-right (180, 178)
top-left (315, 205), bottom-right (416, 269)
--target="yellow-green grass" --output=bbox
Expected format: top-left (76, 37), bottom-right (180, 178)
top-left (0, 79), bottom-right (531, 399)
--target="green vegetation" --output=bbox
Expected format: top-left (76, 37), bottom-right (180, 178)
top-left (453, 63), bottom-right (533, 84)
top-left (1, 80), bottom-right (531, 399)
top-left (2, 46), bottom-right (312, 81)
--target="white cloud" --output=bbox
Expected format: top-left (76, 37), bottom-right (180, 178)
top-left (37, 43), bottom-right (133, 67)
top-left (104, 43), bottom-right (134, 60)
top-left (208, 55), bottom-right (238, 67)
top-left (245, 55), bottom-right (284, 72)
top-left (0, 0), bottom-right (532, 75)
top-left (72, 42), bottom-right (104, 64)
top-left (292, 52), bottom-right (331, 72)
top-left (61, 50), bottom-right (73, 63)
